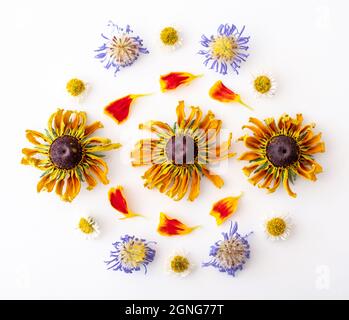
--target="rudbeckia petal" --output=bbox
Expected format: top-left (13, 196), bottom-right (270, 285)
top-left (202, 167), bottom-right (224, 188)
top-left (188, 168), bottom-right (200, 201)
top-left (25, 130), bottom-right (51, 146)
top-left (307, 142), bottom-right (326, 154)
top-left (108, 186), bottom-right (140, 219)
top-left (160, 72), bottom-right (202, 92)
top-left (242, 164), bottom-right (259, 177)
top-left (268, 175), bottom-right (281, 194)
top-left (84, 121), bottom-right (103, 136)
top-left (249, 169), bottom-right (268, 186)
top-left (209, 80), bottom-right (253, 110)
top-left (283, 171), bottom-right (297, 198)
top-left (55, 178), bottom-right (65, 197)
top-left (157, 212), bottom-right (198, 236)
top-left (238, 151), bottom-right (260, 161)
top-left (62, 173), bottom-right (81, 202)
top-left (104, 94), bottom-right (150, 124)
top-left (176, 100), bottom-right (186, 125)
top-left (210, 194), bottom-right (242, 225)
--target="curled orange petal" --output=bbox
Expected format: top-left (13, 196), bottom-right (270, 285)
top-left (108, 186), bottom-right (140, 219)
top-left (210, 194), bottom-right (242, 225)
top-left (104, 94), bottom-right (149, 124)
top-left (160, 72), bottom-right (202, 92)
top-left (157, 212), bottom-right (198, 236)
top-left (209, 80), bottom-right (253, 110)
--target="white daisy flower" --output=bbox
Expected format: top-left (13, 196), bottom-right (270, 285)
top-left (263, 213), bottom-right (292, 241)
top-left (77, 216), bottom-right (100, 240)
top-left (251, 71), bottom-right (277, 97)
top-left (159, 26), bottom-right (183, 50)
top-left (65, 78), bottom-right (90, 103)
top-left (166, 250), bottom-right (193, 277)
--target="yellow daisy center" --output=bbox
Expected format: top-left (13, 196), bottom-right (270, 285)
top-left (78, 218), bottom-right (94, 234)
top-left (211, 36), bottom-right (237, 61)
top-left (122, 241), bottom-right (146, 268)
top-left (170, 255), bottom-right (190, 273)
top-left (254, 75), bottom-right (272, 94)
top-left (266, 218), bottom-right (286, 236)
top-left (160, 27), bottom-right (179, 46)
top-left (66, 78), bottom-right (86, 97)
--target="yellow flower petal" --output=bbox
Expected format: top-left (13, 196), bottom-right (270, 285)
top-left (210, 194), bottom-right (242, 225)
top-left (157, 212), bottom-right (198, 236)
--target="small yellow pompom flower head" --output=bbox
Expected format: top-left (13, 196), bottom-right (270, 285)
top-left (160, 26), bottom-right (182, 49)
top-left (66, 78), bottom-right (89, 103)
top-left (66, 78), bottom-right (86, 97)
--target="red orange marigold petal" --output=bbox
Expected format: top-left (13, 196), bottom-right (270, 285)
top-left (157, 212), bottom-right (198, 236)
top-left (209, 80), bottom-right (253, 110)
top-left (108, 186), bottom-right (140, 219)
top-left (210, 194), bottom-right (242, 225)
top-left (160, 72), bottom-right (202, 92)
top-left (104, 94), bottom-right (149, 124)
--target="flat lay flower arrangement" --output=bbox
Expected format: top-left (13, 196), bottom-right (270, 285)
top-left (21, 21), bottom-right (325, 278)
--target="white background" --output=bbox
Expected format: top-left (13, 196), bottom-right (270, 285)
top-left (0, 0), bottom-right (348, 300)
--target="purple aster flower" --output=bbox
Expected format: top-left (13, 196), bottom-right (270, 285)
top-left (202, 222), bottom-right (252, 276)
top-left (198, 23), bottom-right (250, 75)
top-left (94, 21), bottom-right (149, 76)
top-left (105, 235), bottom-right (156, 274)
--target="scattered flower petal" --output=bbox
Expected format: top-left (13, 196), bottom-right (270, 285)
top-left (105, 235), bottom-right (156, 274)
top-left (209, 80), bottom-right (253, 110)
top-left (160, 72), bottom-right (202, 92)
top-left (210, 194), bottom-right (242, 225)
top-left (104, 94), bottom-right (149, 124)
top-left (108, 186), bottom-right (140, 219)
top-left (157, 212), bottom-right (198, 236)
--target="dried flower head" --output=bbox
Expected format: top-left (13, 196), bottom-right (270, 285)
top-left (198, 23), bottom-right (250, 75)
top-left (94, 21), bottom-right (149, 76)
top-left (21, 109), bottom-right (121, 202)
top-left (203, 222), bottom-right (252, 277)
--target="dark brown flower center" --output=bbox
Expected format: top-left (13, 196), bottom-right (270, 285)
top-left (49, 135), bottom-right (83, 169)
top-left (266, 135), bottom-right (299, 167)
top-left (165, 134), bottom-right (198, 165)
